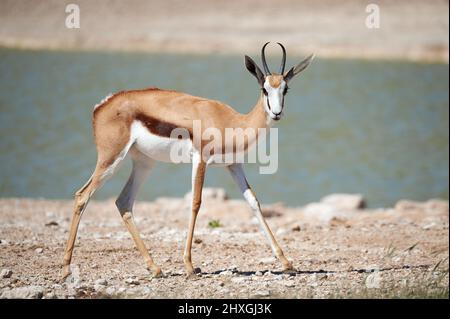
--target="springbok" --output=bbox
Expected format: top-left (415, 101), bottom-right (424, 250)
top-left (62, 42), bottom-right (314, 279)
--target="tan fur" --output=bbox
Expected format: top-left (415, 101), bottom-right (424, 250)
top-left (92, 88), bottom-right (268, 154)
top-left (267, 74), bottom-right (284, 88)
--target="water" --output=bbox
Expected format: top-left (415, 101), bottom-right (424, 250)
top-left (0, 48), bottom-right (448, 207)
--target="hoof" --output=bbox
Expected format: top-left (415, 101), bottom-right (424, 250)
top-left (61, 266), bottom-right (71, 282)
top-left (282, 267), bottom-right (297, 274)
top-left (151, 266), bottom-right (163, 278)
top-left (185, 272), bottom-right (198, 279)
top-left (282, 261), bottom-right (296, 272)
top-left (185, 267), bottom-right (201, 279)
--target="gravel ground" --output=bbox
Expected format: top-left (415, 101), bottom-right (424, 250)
top-left (0, 191), bottom-right (448, 299)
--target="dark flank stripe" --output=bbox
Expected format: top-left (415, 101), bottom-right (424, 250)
top-left (135, 113), bottom-right (192, 139)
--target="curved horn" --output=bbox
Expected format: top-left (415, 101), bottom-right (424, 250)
top-left (277, 42), bottom-right (286, 74)
top-left (261, 42), bottom-right (271, 75)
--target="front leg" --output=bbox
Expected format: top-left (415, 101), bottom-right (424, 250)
top-left (227, 164), bottom-right (294, 271)
top-left (183, 152), bottom-right (206, 278)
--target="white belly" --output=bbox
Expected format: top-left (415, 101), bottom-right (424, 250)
top-left (130, 121), bottom-right (193, 163)
top-left (129, 121), bottom-right (258, 166)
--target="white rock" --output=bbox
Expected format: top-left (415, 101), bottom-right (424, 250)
top-left (117, 287), bottom-right (127, 294)
top-left (255, 290), bottom-right (270, 297)
top-left (125, 278), bottom-right (140, 285)
top-left (1, 269), bottom-right (13, 278)
top-left (105, 287), bottom-right (116, 295)
top-left (365, 271), bottom-right (382, 289)
top-left (34, 248), bottom-right (43, 254)
top-left (219, 270), bottom-right (233, 276)
top-left (185, 188), bottom-right (228, 201)
top-left (302, 202), bottom-right (358, 223)
top-left (125, 286), bottom-right (151, 297)
top-left (259, 257), bottom-right (276, 265)
top-left (45, 211), bottom-right (56, 218)
top-left (231, 277), bottom-right (247, 283)
top-left (94, 278), bottom-right (108, 286)
top-left (45, 291), bottom-right (57, 299)
top-left (0, 285), bottom-right (44, 299)
top-left (321, 193), bottom-right (365, 210)
top-left (422, 222), bottom-right (436, 230)
top-left (94, 285), bottom-right (106, 292)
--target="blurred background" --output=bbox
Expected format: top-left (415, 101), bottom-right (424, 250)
top-left (0, 0), bottom-right (448, 207)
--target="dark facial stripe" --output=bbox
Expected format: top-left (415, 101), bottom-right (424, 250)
top-left (135, 113), bottom-right (192, 139)
top-left (266, 97), bottom-right (271, 111)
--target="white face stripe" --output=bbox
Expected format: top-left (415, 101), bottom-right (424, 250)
top-left (263, 79), bottom-right (286, 120)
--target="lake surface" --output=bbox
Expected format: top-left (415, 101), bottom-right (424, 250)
top-left (0, 48), bottom-right (448, 207)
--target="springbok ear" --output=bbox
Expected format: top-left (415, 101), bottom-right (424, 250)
top-left (245, 55), bottom-right (265, 86)
top-left (284, 54), bottom-right (315, 83)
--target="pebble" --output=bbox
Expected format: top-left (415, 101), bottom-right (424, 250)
top-left (255, 290), bottom-right (271, 297)
top-left (423, 223), bottom-right (436, 230)
top-left (1, 269), bottom-right (13, 278)
top-left (45, 221), bottom-right (59, 227)
top-left (105, 287), bottom-right (116, 295)
top-left (35, 248), bottom-right (43, 254)
top-left (0, 285), bottom-right (44, 299)
top-left (117, 287), bottom-right (127, 294)
top-left (231, 277), bottom-right (247, 283)
top-left (44, 292), bottom-right (56, 299)
top-left (93, 285), bottom-right (106, 292)
top-left (219, 270), bottom-right (233, 276)
top-left (259, 257), bottom-right (276, 265)
top-left (125, 278), bottom-right (140, 285)
top-left (94, 278), bottom-right (108, 286)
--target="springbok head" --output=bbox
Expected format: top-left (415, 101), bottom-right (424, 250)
top-left (245, 42), bottom-right (314, 121)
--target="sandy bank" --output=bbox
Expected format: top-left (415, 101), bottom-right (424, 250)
top-left (0, 0), bottom-right (448, 62)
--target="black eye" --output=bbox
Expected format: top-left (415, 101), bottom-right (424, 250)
top-left (283, 87), bottom-right (289, 95)
top-left (262, 88), bottom-right (268, 95)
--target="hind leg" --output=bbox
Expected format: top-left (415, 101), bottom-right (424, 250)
top-left (115, 151), bottom-right (161, 277)
top-left (61, 167), bottom-right (103, 280)
top-left (61, 142), bottom-right (132, 280)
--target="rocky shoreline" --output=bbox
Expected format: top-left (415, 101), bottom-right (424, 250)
top-left (0, 189), bottom-right (448, 298)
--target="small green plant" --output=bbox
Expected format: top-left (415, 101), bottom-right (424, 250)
top-left (208, 219), bottom-right (222, 228)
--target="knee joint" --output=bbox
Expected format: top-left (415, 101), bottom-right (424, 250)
top-left (121, 212), bottom-right (133, 221)
top-left (192, 199), bottom-right (202, 213)
top-left (115, 197), bottom-right (130, 214)
top-left (74, 194), bottom-right (87, 215)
